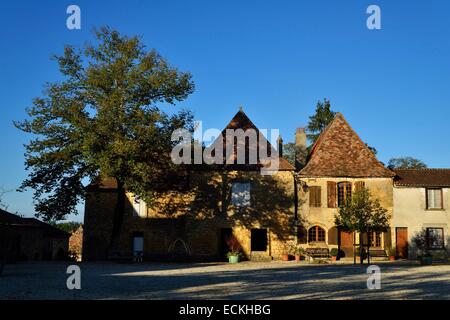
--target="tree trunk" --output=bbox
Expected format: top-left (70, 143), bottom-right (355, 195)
top-left (108, 179), bottom-right (126, 256)
top-left (359, 232), bottom-right (363, 265)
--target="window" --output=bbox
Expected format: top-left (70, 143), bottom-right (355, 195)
top-left (251, 229), bottom-right (268, 251)
top-left (426, 228), bottom-right (444, 249)
top-left (368, 232), bottom-right (382, 247)
top-left (309, 186), bottom-right (322, 207)
top-left (132, 195), bottom-right (147, 217)
top-left (337, 182), bottom-right (352, 207)
top-left (231, 182), bottom-right (251, 207)
top-left (426, 188), bottom-right (443, 210)
top-left (308, 226), bottom-right (326, 242)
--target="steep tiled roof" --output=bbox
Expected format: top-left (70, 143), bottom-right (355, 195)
top-left (204, 109), bottom-right (294, 171)
top-left (299, 113), bottom-right (394, 178)
top-left (394, 169), bottom-right (450, 187)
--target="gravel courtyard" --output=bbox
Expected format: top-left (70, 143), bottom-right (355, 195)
top-left (1, 261), bottom-right (450, 299)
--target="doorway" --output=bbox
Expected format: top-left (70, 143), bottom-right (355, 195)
top-left (251, 229), bottom-right (268, 252)
top-left (219, 228), bottom-right (232, 260)
top-left (396, 227), bottom-right (408, 259)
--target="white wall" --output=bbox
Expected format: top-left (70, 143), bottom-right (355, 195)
top-left (393, 187), bottom-right (450, 258)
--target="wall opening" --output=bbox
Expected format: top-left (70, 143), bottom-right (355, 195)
top-left (251, 229), bottom-right (268, 251)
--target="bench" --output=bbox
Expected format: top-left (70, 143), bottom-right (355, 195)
top-left (367, 249), bottom-right (387, 258)
top-left (305, 248), bottom-right (330, 259)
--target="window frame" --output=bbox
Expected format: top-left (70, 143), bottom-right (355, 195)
top-left (337, 182), bottom-right (352, 207)
top-left (231, 182), bottom-right (251, 207)
top-left (426, 188), bottom-right (444, 210)
top-left (368, 232), bottom-right (383, 248)
top-left (426, 227), bottom-right (445, 249)
top-left (308, 225), bottom-right (326, 243)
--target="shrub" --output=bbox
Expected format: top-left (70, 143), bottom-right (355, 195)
top-left (330, 248), bottom-right (339, 257)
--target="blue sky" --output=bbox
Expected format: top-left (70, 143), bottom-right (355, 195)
top-left (1, 0), bottom-right (449, 222)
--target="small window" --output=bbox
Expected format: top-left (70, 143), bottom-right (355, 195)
top-left (231, 182), bottom-right (251, 207)
top-left (426, 228), bottom-right (444, 249)
top-left (309, 186), bottom-right (322, 207)
top-left (251, 229), bottom-right (268, 251)
top-left (132, 195), bottom-right (147, 217)
top-left (337, 182), bottom-right (352, 207)
top-left (426, 188), bottom-right (443, 210)
top-left (368, 232), bottom-right (382, 247)
top-left (308, 226), bottom-right (326, 243)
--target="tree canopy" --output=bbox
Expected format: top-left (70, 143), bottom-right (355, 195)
top-left (335, 187), bottom-right (390, 264)
top-left (15, 27), bottom-right (195, 224)
top-left (387, 157), bottom-right (427, 169)
top-left (306, 99), bottom-right (336, 145)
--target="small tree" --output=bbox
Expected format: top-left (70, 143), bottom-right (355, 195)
top-left (335, 187), bottom-right (390, 265)
top-left (388, 157), bottom-right (427, 169)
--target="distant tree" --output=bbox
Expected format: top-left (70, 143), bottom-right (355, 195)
top-left (282, 143), bottom-right (308, 169)
top-left (306, 99), bottom-right (336, 145)
top-left (335, 187), bottom-right (390, 265)
top-left (387, 157), bottom-right (427, 169)
top-left (15, 27), bottom-right (195, 253)
top-left (0, 187), bottom-right (11, 210)
top-left (55, 221), bottom-right (82, 234)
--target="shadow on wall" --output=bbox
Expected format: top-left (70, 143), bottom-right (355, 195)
top-left (410, 228), bottom-right (449, 260)
top-left (128, 170), bottom-right (304, 260)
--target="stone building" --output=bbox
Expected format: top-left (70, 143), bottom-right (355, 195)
top-left (296, 113), bottom-right (395, 258)
top-left (83, 110), bottom-right (296, 261)
top-left (83, 110), bottom-right (449, 262)
top-left (0, 209), bottom-right (69, 262)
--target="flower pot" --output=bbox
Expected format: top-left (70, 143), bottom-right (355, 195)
top-left (281, 254), bottom-right (290, 261)
top-left (228, 255), bottom-right (239, 264)
top-left (389, 256), bottom-right (396, 261)
top-left (420, 256), bottom-right (433, 265)
top-left (295, 254), bottom-right (301, 262)
top-left (331, 256), bottom-right (337, 262)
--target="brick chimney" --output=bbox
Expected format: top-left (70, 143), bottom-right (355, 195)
top-left (277, 135), bottom-right (283, 156)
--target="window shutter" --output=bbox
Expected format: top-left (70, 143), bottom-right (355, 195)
top-left (355, 181), bottom-right (365, 192)
top-left (327, 181), bottom-right (337, 208)
top-left (309, 186), bottom-right (321, 207)
top-left (297, 227), bottom-right (307, 244)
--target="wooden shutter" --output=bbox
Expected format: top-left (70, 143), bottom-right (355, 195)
top-left (327, 181), bottom-right (337, 208)
top-left (309, 186), bottom-right (321, 207)
top-left (355, 181), bottom-right (365, 192)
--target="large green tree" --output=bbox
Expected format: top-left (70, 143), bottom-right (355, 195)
top-left (335, 187), bottom-right (390, 265)
top-left (15, 27), bottom-right (195, 251)
top-left (387, 157), bottom-right (427, 169)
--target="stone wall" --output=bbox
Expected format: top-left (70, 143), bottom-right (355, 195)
top-left (83, 170), bottom-right (296, 261)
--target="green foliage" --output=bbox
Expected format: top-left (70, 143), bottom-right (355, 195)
top-left (15, 27), bottom-right (195, 221)
top-left (330, 248), bottom-right (339, 257)
top-left (55, 221), bottom-right (82, 233)
top-left (335, 187), bottom-right (390, 234)
top-left (306, 99), bottom-right (336, 145)
top-left (282, 143), bottom-right (307, 169)
top-left (387, 157), bottom-right (427, 169)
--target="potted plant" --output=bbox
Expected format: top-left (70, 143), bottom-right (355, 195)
top-left (281, 242), bottom-right (295, 261)
top-left (330, 248), bottom-right (339, 262)
top-left (225, 235), bottom-right (242, 264)
top-left (295, 246), bottom-right (305, 262)
top-left (386, 247), bottom-right (396, 261)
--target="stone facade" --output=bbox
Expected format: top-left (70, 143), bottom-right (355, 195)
top-left (83, 170), bottom-right (296, 261)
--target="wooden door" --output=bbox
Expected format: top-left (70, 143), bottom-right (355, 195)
top-left (396, 227), bottom-right (408, 259)
top-left (339, 231), bottom-right (354, 257)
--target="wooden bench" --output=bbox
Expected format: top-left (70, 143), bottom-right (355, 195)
top-left (306, 248), bottom-right (330, 259)
top-left (368, 249), bottom-right (387, 258)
